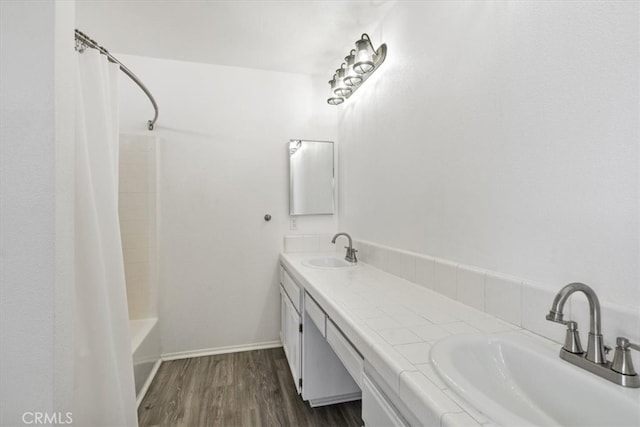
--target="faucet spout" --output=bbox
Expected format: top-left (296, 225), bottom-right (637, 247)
top-left (331, 232), bottom-right (352, 247)
top-left (546, 282), bottom-right (605, 364)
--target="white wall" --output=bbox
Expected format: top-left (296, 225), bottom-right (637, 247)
top-left (118, 55), bottom-right (337, 355)
top-left (0, 0), bottom-right (75, 423)
top-left (338, 1), bottom-right (639, 307)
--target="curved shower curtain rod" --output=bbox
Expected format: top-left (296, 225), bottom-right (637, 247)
top-left (75, 29), bottom-right (158, 131)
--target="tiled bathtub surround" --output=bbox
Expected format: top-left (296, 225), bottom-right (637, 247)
top-left (119, 134), bottom-right (158, 320)
top-left (283, 235), bottom-right (640, 368)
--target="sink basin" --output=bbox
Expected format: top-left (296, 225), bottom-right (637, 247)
top-left (304, 257), bottom-right (355, 269)
top-left (431, 332), bottom-right (640, 427)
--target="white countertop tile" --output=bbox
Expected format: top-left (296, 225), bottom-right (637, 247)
top-left (441, 321), bottom-right (480, 335)
top-left (394, 342), bottom-right (434, 364)
top-left (410, 323), bottom-right (450, 342)
top-left (365, 315), bottom-right (403, 330)
top-left (399, 370), bottom-right (463, 426)
top-left (472, 318), bottom-right (519, 333)
top-left (376, 327), bottom-right (423, 346)
top-left (364, 325), bottom-right (418, 393)
top-left (416, 363), bottom-right (448, 390)
top-left (393, 312), bottom-right (432, 327)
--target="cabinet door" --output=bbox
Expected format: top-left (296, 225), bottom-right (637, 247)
top-left (362, 374), bottom-right (408, 427)
top-left (280, 286), bottom-right (301, 394)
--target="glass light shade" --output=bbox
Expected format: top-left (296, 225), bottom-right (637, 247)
top-left (353, 37), bottom-right (375, 74)
top-left (333, 67), bottom-right (352, 97)
top-left (327, 78), bottom-right (344, 105)
top-left (344, 51), bottom-right (363, 87)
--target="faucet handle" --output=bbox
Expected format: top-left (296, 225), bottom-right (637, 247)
top-left (611, 337), bottom-right (639, 376)
top-left (563, 321), bottom-right (584, 354)
top-left (343, 247), bottom-right (358, 263)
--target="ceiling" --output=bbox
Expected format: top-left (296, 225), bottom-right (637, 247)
top-left (75, 0), bottom-right (395, 77)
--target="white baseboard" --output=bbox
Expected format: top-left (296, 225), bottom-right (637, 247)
top-left (136, 359), bottom-right (162, 408)
top-left (161, 340), bottom-right (283, 361)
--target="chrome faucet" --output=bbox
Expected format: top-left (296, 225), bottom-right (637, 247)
top-left (331, 232), bottom-right (357, 263)
top-left (546, 282), bottom-right (639, 387)
top-left (546, 282), bottom-right (607, 363)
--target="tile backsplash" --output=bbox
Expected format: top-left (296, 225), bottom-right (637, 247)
top-left (284, 235), bottom-right (640, 367)
top-left (284, 234), bottom-right (341, 254)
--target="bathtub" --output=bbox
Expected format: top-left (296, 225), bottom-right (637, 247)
top-left (130, 318), bottom-right (161, 406)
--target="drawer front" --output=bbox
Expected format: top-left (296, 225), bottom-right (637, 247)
top-left (305, 294), bottom-right (326, 337)
top-left (281, 268), bottom-right (301, 313)
top-left (362, 374), bottom-right (407, 427)
top-left (326, 320), bottom-right (363, 388)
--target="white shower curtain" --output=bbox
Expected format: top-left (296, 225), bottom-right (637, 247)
top-left (74, 49), bottom-right (138, 426)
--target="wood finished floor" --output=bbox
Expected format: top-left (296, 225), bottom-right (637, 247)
top-left (138, 347), bottom-right (362, 427)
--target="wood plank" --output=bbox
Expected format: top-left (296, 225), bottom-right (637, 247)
top-left (138, 347), bottom-right (362, 427)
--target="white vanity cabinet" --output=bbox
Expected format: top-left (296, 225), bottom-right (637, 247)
top-left (280, 282), bottom-right (301, 394)
top-left (279, 265), bottom-right (361, 406)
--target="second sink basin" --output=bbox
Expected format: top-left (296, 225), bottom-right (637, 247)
top-left (431, 332), bottom-right (640, 427)
top-left (304, 257), bottom-right (355, 269)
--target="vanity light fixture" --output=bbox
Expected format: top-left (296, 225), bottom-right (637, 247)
top-left (326, 33), bottom-right (387, 105)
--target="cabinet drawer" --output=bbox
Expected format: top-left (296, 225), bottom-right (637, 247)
top-left (362, 374), bottom-right (407, 427)
top-left (326, 320), bottom-right (363, 388)
top-left (281, 268), bottom-right (301, 313)
top-left (305, 294), bottom-right (326, 337)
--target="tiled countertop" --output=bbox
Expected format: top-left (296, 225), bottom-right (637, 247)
top-left (280, 252), bottom-right (547, 427)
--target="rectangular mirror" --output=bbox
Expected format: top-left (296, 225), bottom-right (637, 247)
top-left (289, 139), bottom-right (334, 215)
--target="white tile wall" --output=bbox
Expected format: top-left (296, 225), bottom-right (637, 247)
top-left (119, 134), bottom-right (158, 320)
top-left (415, 255), bottom-right (435, 289)
top-left (283, 234), bottom-right (339, 253)
top-left (457, 266), bottom-right (485, 311)
top-left (484, 273), bottom-right (522, 326)
top-left (433, 259), bottom-right (458, 299)
top-left (369, 244), bottom-right (389, 272)
top-left (386, 249), bottom-right (404, 278)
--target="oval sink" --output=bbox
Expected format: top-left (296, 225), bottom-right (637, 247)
top-left (431, 332), bottom-right (640, 427)
top-left (304, 257), bottom-right (355, 269)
